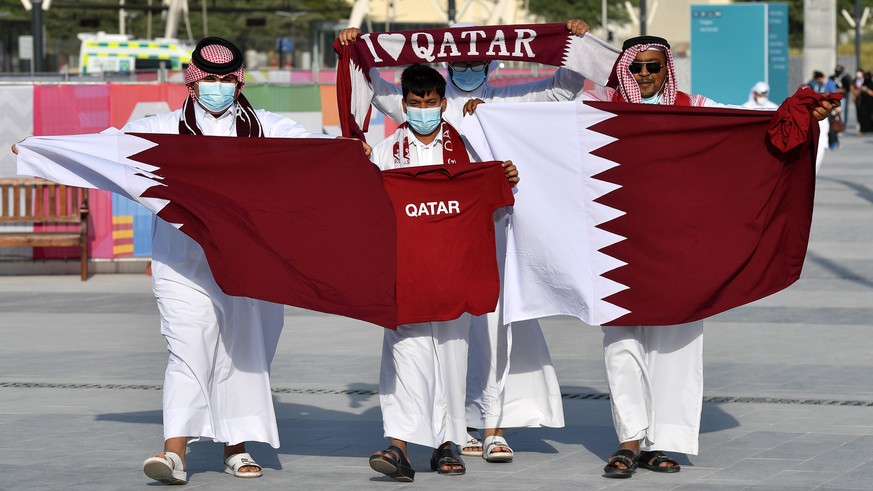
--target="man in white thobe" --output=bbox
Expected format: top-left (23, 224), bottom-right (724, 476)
top-left (132, 37), bottom-right (340, 485)
top-left (338, 19), bottom-right (596, 462)
top-left (742, 81), bottom-right (779, 109)
top-left (581, 35), bottom-right (837, 479)
top-left (367, 63), bottom-right (519, 482)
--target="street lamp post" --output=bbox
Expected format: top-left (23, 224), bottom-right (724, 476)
top-left (640, 0), bottom-right (647, 36)
top-left (31, 0), bottom-right (43, 72)
top-left (856, 0), bottom-right (862, 72)
top-left (602, 0), bottom-right (607, 38)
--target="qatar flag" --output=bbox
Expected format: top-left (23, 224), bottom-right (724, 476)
top-left (460, 99), bottom-right (818, 326)
top-left (16, 132), bottom-right (399, 328)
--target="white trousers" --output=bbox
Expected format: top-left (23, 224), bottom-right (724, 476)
top-left (153, 248), bottom-right (283, 448)
top-left (466, 313), bottom-right (564, 429)
top-left (602, 322), bottom-right (704, 455)
top-left (815, 118), bottom-right (829, 174)
top-left (380, 315), bottom-right (471, 448)
top-left (465, 216), bottom-right (564, 431)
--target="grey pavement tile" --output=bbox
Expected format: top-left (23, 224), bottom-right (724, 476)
top-left (719, 411), bottom-right (811, 431)
top-left (617, 466), bottom-right (721, 487)
top-left (698, 429), bottom-right (751, 450)
top-left (787, 443), bottom-right (873, 473)
top-left (838, 435), bottom-right (873, 453)
top-left (0, 352), bottom-right (167, 381)
top-left (501, 438), bottom-right (570, 455)
top-left (713, 305), bottom-right (873, 325)
top-left (702, 458), bottom-right (805, 482)
top-left (819, 486), bottom-right (873, 491)
top-left (766, 416), bottom-right (873, 435)
top-left (699, 406), bottom-right (743, 433)
top-left (708, 431), bottom-right (802, 455)
top-left (777, 369), bottom-right (873, 390)
top-left (684, 446), bottom-right (758, 470)
top-left (754, 469), bottom-right (845, 489)
top-left (786, 276), bottom-right (873, 292)
top-left (810, 424), bottom-right (873, 436)
top-left (557, 400), bottom-right (615, 421)
top-left (503, 450), bottom-right (601, 478)
top-left (704, 381), bottom-right (783, 394)
top-left (671, 485), bottom-right (751, 491)
top-left (817, 462), bottom-right (873, 490)
top-left (0, 291), bottom-right (159, 314)
top-left (744, 486), bottom-right (821, 491)
top-left (746, 413), bottom-right (844, 434)
top-left (753, 433), bottom-right (858, 460)
top-left (704, 364), bottom-right (797, 383)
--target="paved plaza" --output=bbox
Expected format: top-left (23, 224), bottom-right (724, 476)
top-left (1, 130), bottom-right (872, 490)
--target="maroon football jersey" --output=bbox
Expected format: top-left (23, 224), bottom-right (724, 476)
top-left (381, 161), bottom-right (515, 325)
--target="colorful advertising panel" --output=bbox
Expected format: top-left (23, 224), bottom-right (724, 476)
top-left (33, 85), bottom-right (113, 259)
top-left (108, 83), bottom-right (189, 257)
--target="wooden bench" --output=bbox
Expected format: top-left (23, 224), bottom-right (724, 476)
top-left (0, 178), bottom-right (90, 280)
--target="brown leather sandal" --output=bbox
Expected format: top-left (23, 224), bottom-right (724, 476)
top-left (369, 445), bottom-right (415, 482)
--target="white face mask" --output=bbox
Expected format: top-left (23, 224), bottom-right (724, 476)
top-left (755, 95), bottom-right (769, 105)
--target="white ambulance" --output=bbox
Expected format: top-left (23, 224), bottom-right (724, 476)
top-left (78, 32), bottom-right (192, 74)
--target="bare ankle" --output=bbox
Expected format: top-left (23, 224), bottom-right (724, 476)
top-left (224, 443), bottom-right (246, 458)
top-left (618, 440), bottom-right (641, 455)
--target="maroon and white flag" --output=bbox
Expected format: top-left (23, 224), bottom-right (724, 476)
top-left (16, 132), bottom-right (400, 328)
top-left (334, 23), bottom-right (619, 139)
top-left (461, 99), bottom-right (819, 326)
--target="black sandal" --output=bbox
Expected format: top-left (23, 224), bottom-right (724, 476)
top-left (430, 445), bottom-right (466, 476)
top-left (602, 449), bottom-right (637, 479)
top-left (637, 450), bottom-right (681, 473)
top-left (369, 445), bottom-right (415, 482)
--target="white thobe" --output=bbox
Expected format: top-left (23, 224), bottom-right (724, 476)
top-left (465, 228), bottom-right (563, 429)
top-left (578, 88), bottom-right (717, 456)
top-left (815, 118), bottom-right (829, 174)
top-left (122, 102), bottom-right (321, 447)
top-left (370, 72), bottom-right (579, 431)
top-left (603, 322), bottom-right (704, 455)
top-left (371, 128), bottom-right (473, 448)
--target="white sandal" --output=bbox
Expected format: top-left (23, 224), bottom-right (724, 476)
top-left (143, 451), bottom-right (187, 485)
top-left (482, 435), bottom-right (514, 463)
top-left (224, 452), bottom-right (263, 478)
top-left (460, 432), bottom-right (483, 457)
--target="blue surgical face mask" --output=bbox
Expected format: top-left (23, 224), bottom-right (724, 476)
top-left (405, 106), bottom-right (442, 135)
top-left (197, 81), bottom-right (237, 113)
top-left (451, 69), bottom-right (487, 92)
top-left (641, 92), bottom-right (662, 104)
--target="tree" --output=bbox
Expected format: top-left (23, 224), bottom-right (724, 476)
top-left (528, 0), bottom-right (635, 28)
top-left (0, 0), bottom-right (351, 71)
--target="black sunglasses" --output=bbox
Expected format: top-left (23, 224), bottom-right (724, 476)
top-left (628, 61), bottom-right (663, 74)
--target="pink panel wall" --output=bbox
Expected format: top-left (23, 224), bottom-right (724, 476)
top-left (109, 83), bottom-right (187, 128)
top-left (32, 85), bottom-right (114, 259)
